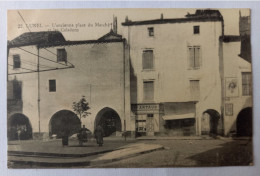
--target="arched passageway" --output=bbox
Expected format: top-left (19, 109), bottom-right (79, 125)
top-left (8, 113), bottom-right (32, 140)
top-left (49, 110), bottom-right (81, 138)
top-left (237, 107), bottom-right (252, 137)
top-left (202, 109), bottom-right (221, 136)
top-left (95, 107), bottom-right (122, 137)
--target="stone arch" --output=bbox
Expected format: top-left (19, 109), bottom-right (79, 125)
top-left (237, 107), bottom-right (252, 137)
top-left (49, 110), bottom-right (81, 138)
top-left (8, 113), bottom-right (32, 140)
top-left (94, 107), bottom-right (122, 137)
top-left (202, 109), bottom-right (221, 136)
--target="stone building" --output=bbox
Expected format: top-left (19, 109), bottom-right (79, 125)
top-left (121, 9), bottom-right (252, 136)
top-left (7, 30), bottom-right (133, 140)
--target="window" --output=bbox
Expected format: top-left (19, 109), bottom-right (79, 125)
top-left (142, 50), bottom-right (154, 70)
top-left (190, 80), bottom-right (200, 100)
top-left (148, 27), bottom-right (154, 36)
top-left (242, 72), bottom-right (252, 95)
top-left (57, 48), bottom-right (67, 63)
top-left (136, 120), bottom-right (146, 132)
top-left (13, 80), bottom-right (22, 100)
top-left (143, 81), bottom-right (154, 101)
top-left (13, 55), bottom-right (21, 69)
top-left (188, 46), bottom-right (201, 69)
top-left (49, 80), bottom-right (56, 92)
top-left (147, 114), bottom-right (154, 118)
top-left (193, 26), bottom-right (200, 34)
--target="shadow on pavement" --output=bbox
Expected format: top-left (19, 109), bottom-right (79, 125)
top-left (187, 139), bottom-right (253, 166)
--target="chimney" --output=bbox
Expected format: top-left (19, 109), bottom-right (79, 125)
top-left (161, 13), bottom-right (164, 19)
top-left (113, 15), bottom-right (117, 34)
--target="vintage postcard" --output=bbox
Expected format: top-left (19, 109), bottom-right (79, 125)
top-left (7, 8), bottom-right (252, 168)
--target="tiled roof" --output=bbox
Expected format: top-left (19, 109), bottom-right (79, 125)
top-left (122, 9), bottom-right (223, 26)
top-left (8, 30), bottom-right (125, 48)
top-left (8, 31), bottom-right (66, 48)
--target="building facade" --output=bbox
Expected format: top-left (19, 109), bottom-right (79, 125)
top-left (121, 10), bottom-right (252, 136)
top-left (7, 30), bottom-right (134, 140)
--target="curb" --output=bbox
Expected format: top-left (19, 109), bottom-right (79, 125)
top-left (8, 148), bottom-right (119, 158)
top-left (8, 146), bottom-right (164, 168)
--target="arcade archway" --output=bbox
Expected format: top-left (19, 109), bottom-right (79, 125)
top-left (8, 113), bottom-right (32, 140)
top-left (49, 110), bottom-right (81, 138)
top-left (202, 109), bottom-right (221, 136)
top-left (95, 107), bottom-right (122, 137)
top-left (237, 107), bottom-right (252, 137)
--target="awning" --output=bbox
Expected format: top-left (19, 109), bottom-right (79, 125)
top-left (162, 113), bottom-right (195, 120)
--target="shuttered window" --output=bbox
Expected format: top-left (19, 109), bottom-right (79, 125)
top-left (13, 55), bottom-right (21, 69)
top-left (242, 72), bottom-right (252, 95)
top-left (57, 48), bottom-right (67, 62)
top-left (13, 80), bottom-right (22, 100)
top-left (143, 81), bottom-right (154, 101)
top-left (188, 46), bottom-right (201, 69)
top-left (190, 80), bottom-right (200, 100)
top-left (142, 50), bottom-right (154, 70)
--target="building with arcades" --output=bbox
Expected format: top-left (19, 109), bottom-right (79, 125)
top-left (7, 30), bottom-right (134, 140)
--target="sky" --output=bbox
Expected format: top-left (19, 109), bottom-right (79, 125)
top-left (7, 8), bottom-right (250, 41)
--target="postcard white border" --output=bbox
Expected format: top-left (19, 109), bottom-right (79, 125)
top-left (0, 1), bottom-right (260, 176)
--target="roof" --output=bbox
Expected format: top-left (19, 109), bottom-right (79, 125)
top-left (8, 31), bottom-right (66, 48)
top-left (122, 9), bottom-right (223, 26)
top-left (8, 30), bottom-right (125, 48)
top-left (98, 29), bottom-right (122, 41)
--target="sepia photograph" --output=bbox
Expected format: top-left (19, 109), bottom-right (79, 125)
top-left (7, 8), bottom-right (253, 168)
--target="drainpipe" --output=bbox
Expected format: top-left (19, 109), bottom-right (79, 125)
top-left (123, 41), bottom-right (126, 141)
top-left (220, 18), bottom-right (225, 136)
top-left (37, 46), bottom-right (41, 133)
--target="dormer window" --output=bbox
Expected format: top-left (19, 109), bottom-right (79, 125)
top-left (148, 27), bottom-right (154, 36)
top-left (57, 48), bottom-right (67, 63)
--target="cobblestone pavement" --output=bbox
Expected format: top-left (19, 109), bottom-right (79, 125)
top-left (94, 138), bottom-right (253, 168)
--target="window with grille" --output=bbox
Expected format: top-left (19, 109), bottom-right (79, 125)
top-left (147, 114), bottom-right (154, 118)
top-left (142, 50), bottom-right (154, 70)
top-left (188, 46), bottom-right (201, 69)
top-left (49, 80), bottom-right (56, 92)
top-left (193, 26), bottom-right (200, 34)
top-left (143, 81), bottom-right (154, 101)
top-left (190, 80), bottom-right (200, 100)
top-left (13, 55), bottom-right (21, 69)
top-left (242, 72), bottom-right (252, 95)
top-left (57, 48), bottom-right (67, 63)
top-left (148, 27), bottom-right (154, 36)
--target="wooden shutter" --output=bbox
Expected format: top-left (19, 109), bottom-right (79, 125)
top-left (242, 72), bottom-right (252, 95)
top-left (188, 47), bottom-right (194, 68)
top-left (190, 80), bottom-right (200, 100)
top-left (143, 81), bottom-right (154, 101)
top-left (194, 47), bottom-right (200, 68)
top-left (13, 81), bottom-right (22, 100)
top-left (142, 50), bottom-right (153, 70)
top-left (57, 49), bottom-right (67, 62)
top-left (7, 81), bottom-right (14, 100)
